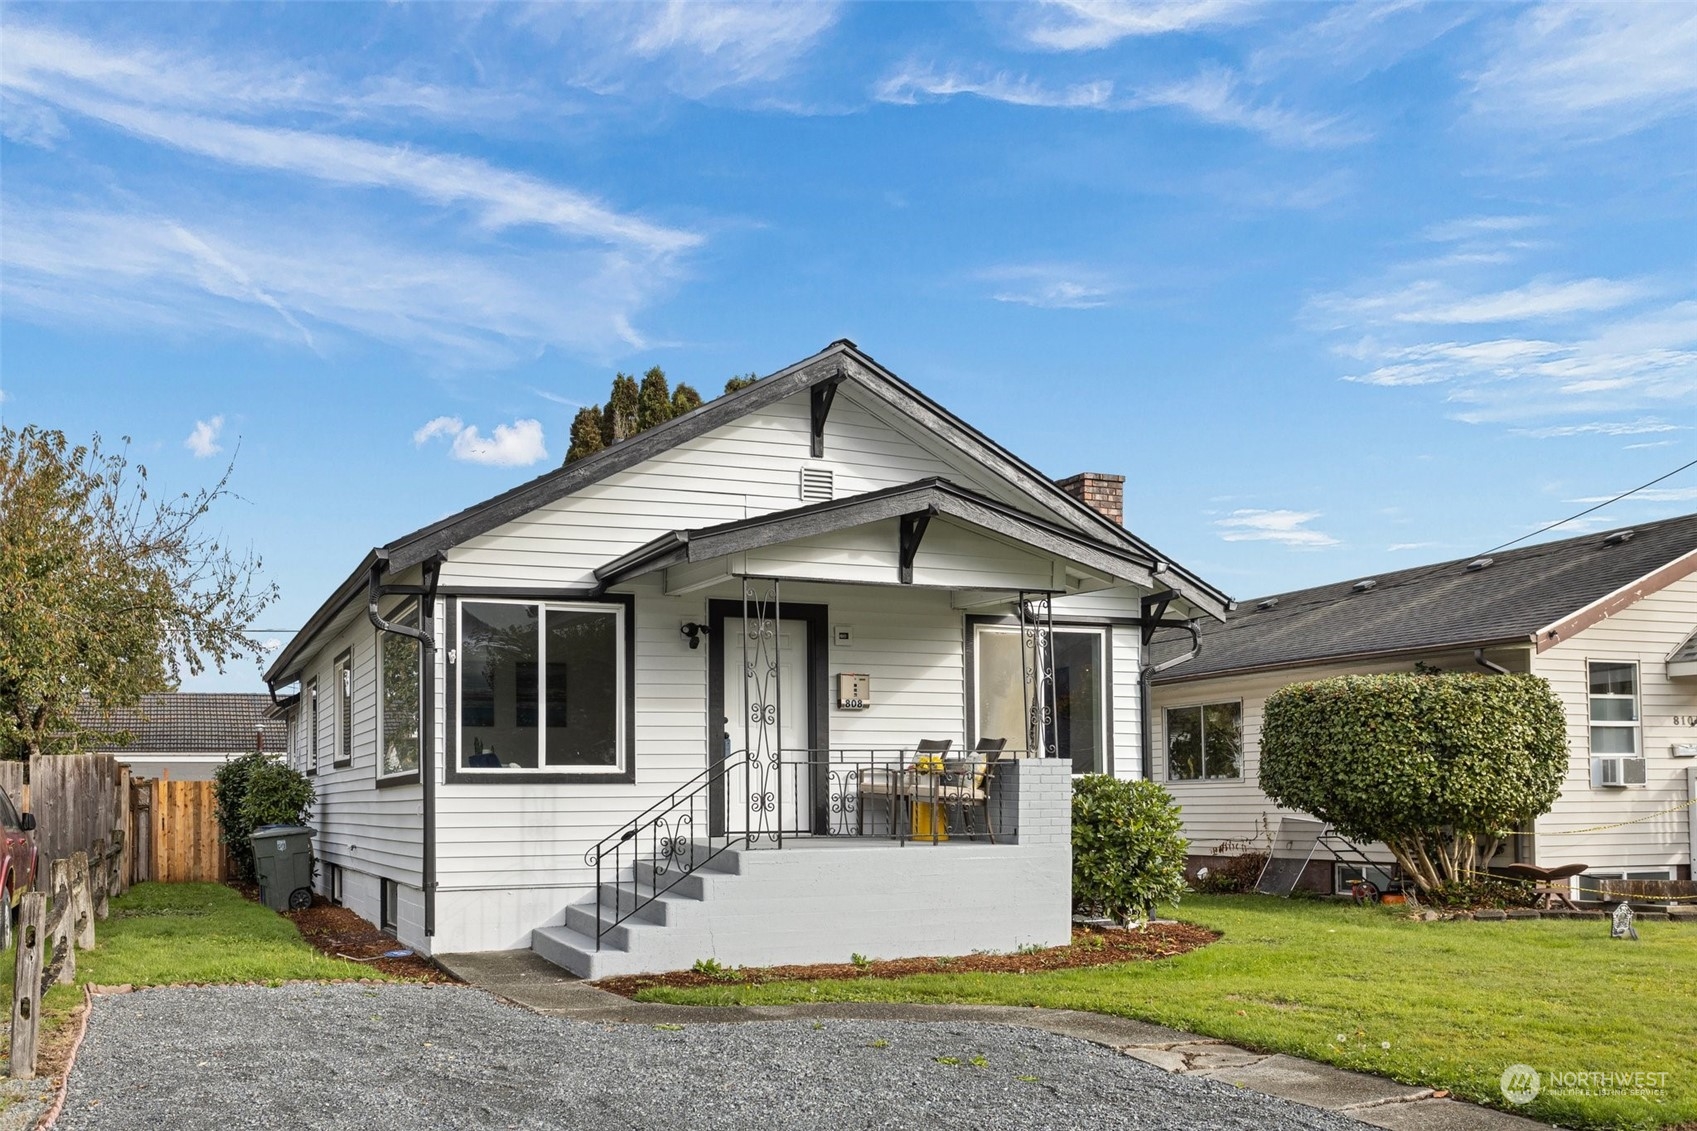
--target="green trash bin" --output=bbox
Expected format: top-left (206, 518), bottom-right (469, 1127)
top-left (250, 824), bottom-right (315, 913)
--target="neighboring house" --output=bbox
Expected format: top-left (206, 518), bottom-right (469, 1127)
top-left (261, 340), bottom-right (1230, 973)
top-left (74, 692), bottom-right (285, 780)
top-left (1150, 513), bottom-right (1697, 899)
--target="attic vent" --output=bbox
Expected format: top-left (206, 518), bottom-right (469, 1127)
top-left (1465, 557), bottom-right (1494, 572)
top-left (1256, 598), bottom-right (1279, 611)
top-left (799, 465), bottom-right (834, 503)
top-left (1351, 579), bottom-right (1377, 593)
top-left (1603, 529), bottom-right (1635, 546)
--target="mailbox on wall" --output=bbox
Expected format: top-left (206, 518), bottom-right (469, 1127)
top-left (837, 673), bottom-right (870, 710)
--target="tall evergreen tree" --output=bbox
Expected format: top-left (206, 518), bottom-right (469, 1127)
top-left (637, 366), bottom-right (673, 431)
top-left (602, 373), bottom-right (640, 445)
top-left (670, 383), bottom-right (703, 416)
top-left (565, 406), bottom-right (605, 464)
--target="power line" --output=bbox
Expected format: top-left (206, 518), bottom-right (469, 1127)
top-left (1481, 455), bottom-right (1697, 556)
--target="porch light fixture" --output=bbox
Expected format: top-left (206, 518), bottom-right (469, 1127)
top-left (680, 622), bottom-right (710, 649)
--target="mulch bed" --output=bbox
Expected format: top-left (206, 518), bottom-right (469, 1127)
top-left (595, 923), bottom-right (1218, 997)
top-left (282, 896), bottom-right (456, 983)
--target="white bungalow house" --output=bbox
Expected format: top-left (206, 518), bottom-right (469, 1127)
top-left (262, 340), bottom-right (1230, 974)
top-left (1149, 512), bottom-right (1697, 900)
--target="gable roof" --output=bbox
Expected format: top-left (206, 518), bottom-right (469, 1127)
top-left (72, 693), bottom-right (286, 754)
top-left (266, 340), bottom-right (1230, 685)
top-left (1153, 510), bottom-right (1697, 684)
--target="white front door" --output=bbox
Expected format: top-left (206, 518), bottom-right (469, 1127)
top-left (721, 621), bottom-right (812, 837)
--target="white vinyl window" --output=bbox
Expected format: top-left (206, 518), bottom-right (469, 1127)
top-left (1166, 702), bottom-right (1243, 781)
top-left (1589, 661), bottom-right (1644, 787)
top-left (457, 599), bottom-right (625, 774)
top-left (378, 603), bottom-right (422, 781)
top-left (972, 624), bottom-right (1108, 772)
top-left (334, 650), bottom-right (354, 767)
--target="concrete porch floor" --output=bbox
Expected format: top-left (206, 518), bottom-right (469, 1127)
top-left (437, 950), bottom-right (1555, 1131)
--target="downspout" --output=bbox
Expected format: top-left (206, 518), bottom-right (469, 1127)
top-left (367, 551), bottom-right (442, 939)
top-left (1140, 621), bottom-right (1202, 781)
top-left (1474, 649), bottom-right (1511, 676)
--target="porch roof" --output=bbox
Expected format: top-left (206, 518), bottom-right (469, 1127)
top-left (595, 476), bottom-right (1167, 593)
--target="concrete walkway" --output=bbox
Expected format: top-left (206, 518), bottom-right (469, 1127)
top-left (437, 950), bottom-right (1556, 1131)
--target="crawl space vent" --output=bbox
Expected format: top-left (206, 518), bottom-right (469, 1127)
top-left (799, 465), bottom-right (834, 503)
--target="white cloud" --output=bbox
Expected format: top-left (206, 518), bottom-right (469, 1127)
top-left (1624, 440), bottom-right (1676, 450)
top-left (184, 415), bottom-right (224, 458)
top-left (413, 416), bottom-right (465, 445)
top-left (977, 264), bottom-right (1115, 309)
top-left (1018, 0), bottom-right (1256, 51)
top-left (516, 1), bottom-right (839, 98)
top-left (873, 61), bottom-right (1349, 148)
top-left (1515, 419), bottom-right (1686, 440)
top-left (1130, 67), bottom-right (1358, 148)
top-left (1214, 509), bottom-right (1340, 548)
top-left (1472, 4), bottom-right (1697, 138)
top-left (1568, 486), bottom-right (1697, 504)
top-left (414, 415), bottom-right (548, 467)
top-left (2, 206), bottom-right (670, 363)
top-left (0, 20), bottom-right (701, 364)
top-left (875, 65), bottom-right (1113, 110)
top-left (1323, 277), bottom-right (1648, 327)
top-left (1387, 542), bottom-right (1441, 552)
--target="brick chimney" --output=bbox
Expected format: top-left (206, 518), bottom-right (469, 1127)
top-left (1056, 472), bottom-right (1125, 526)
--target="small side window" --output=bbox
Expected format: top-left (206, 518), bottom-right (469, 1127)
top-left (380, 878), bottom-right (399, 933)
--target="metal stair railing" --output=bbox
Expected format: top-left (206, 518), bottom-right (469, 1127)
top-left (583, 750), bottom-right (751, 950)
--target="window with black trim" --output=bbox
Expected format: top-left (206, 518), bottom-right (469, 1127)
top-left (380, 878), bottom-right (398, 933)
top-left (379, 603), bottom-right (422, 780)
top-left (1167, 702), bottom-right (1242, 781)
top-left (334, 650), bottom-right (354, 767)
top-left (458, 599), bottom-right (624, 773)
top-left (971, 623), bottom-right (1107, 773)
top-left (307, 677), bottom-right (319, 775)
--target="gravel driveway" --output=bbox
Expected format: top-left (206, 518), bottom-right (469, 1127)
top-left (58, 984), bottom-right (1370, 1130)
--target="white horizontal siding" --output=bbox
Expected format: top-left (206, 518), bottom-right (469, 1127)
top-left (1532, 569), bottom-right (1697, 873)
top-left (1149, 646), bottom-right (1532, 860)
top-left (1111, 626), bottom-right (1142, 780)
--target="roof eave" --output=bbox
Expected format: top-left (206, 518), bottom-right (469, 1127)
top-left (1150, 634), bottom-right (1538, 686)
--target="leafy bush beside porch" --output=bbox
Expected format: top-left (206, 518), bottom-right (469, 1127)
top-left (1071, 775), bottom-right (1188, 922)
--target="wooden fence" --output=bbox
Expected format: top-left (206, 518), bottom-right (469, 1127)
top-left (0, 755), bottom-right (229, 888)
top-left (132, 779), bottom-right (228, 883)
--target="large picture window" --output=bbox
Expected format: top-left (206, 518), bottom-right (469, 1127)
top-left (1167, 702), bottom-right (1242, 781)
top-left (379, 603), bottom-right (421, 780)
top-left (972, 623), bottom-right (1107, 774)
top-left (457, 600), bottom-right (623, 774)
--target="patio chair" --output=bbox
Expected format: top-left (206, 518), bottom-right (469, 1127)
top-left (931, 738), bottom-right (1008, 843)
top-left (855, 739), bottom-right (952, 837)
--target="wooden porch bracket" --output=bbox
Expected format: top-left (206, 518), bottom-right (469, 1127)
top-left (898, 506), bottom-right (937, 584)
top-left (810, 377), bottom-right (844, 458)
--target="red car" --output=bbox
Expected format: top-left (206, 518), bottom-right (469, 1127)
top-left (0, 785), bottom-right (38, 950)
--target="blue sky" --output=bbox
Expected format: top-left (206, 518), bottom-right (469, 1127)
top-left (2, 1), bottom-right (1694, 692)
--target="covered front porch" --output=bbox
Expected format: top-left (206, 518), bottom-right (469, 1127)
top-left (527, 477), bottom-right (1194, 975)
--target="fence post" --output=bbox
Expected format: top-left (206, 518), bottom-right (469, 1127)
top-left (133, 780), bottom-right (153, 885)
top-left (70, 851), bottom-right (94, 951)
top-left (9, 892), bottom-right (47, 1079)
top-left (92, 837), bottom-right (110, 921)
top-left (48, 859), bottom-right (75, 985)
top-left (117, 766), bottom-right (133, 894)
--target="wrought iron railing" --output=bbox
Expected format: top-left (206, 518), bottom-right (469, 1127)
top-left (582, 746), bottom-right (1027, 948)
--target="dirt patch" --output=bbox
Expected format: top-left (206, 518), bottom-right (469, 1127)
top-left (284, 899), bottom-right (455, 984)
top-left (595, 923), bottom-right (1217, 997)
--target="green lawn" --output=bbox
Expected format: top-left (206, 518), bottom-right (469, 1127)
top-left (636, 895), bottom-right (1697, 1130)
top-left (3, 882), bottom-right (397, 1063)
